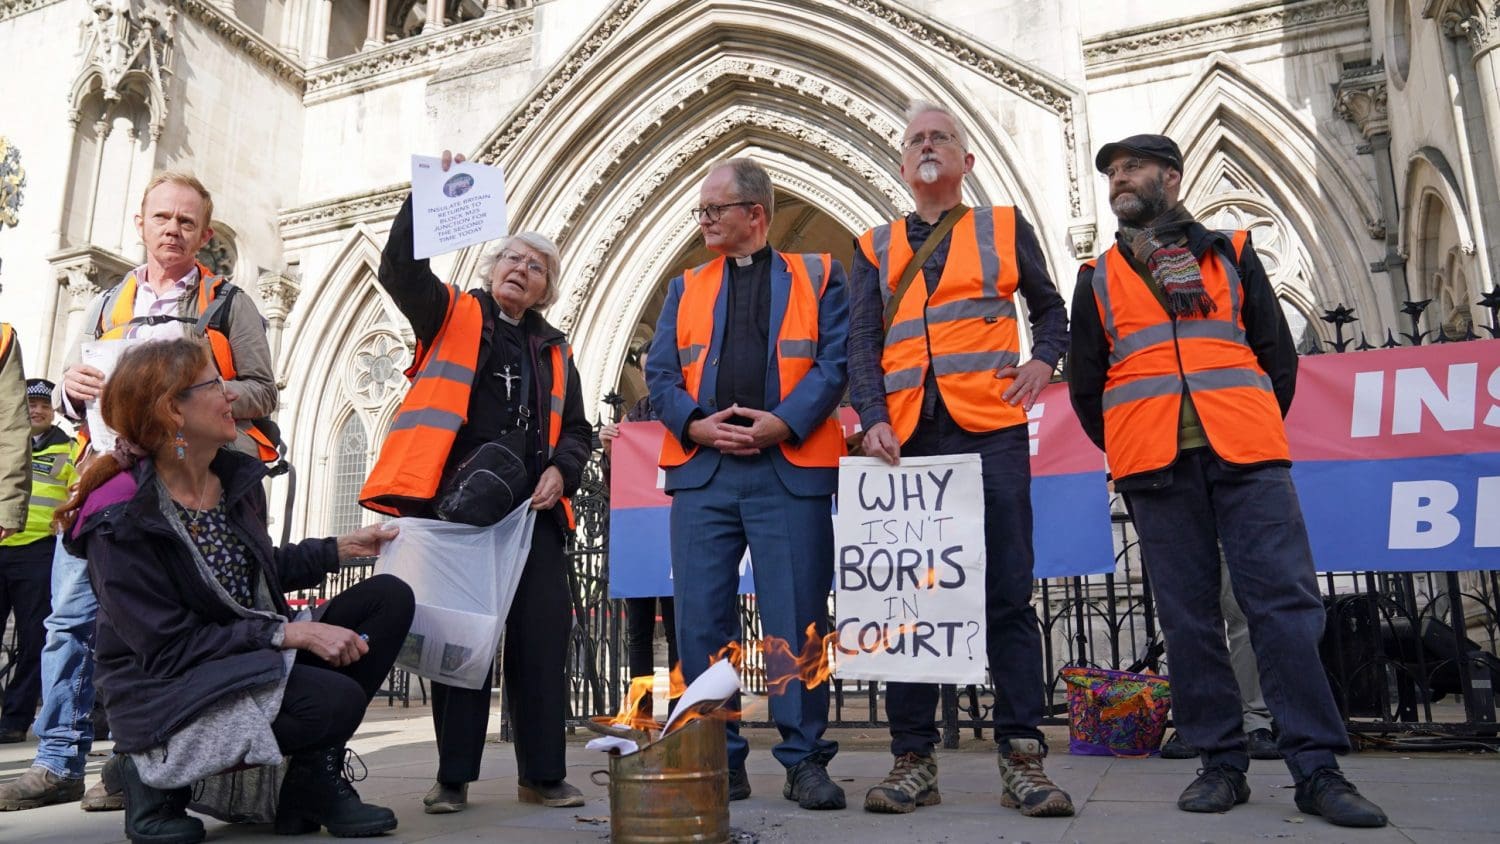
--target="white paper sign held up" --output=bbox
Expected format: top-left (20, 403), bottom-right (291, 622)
top-left (833, 454), bottom-right (988, 684)
top-left (410, 155), bottom-right (507, 259)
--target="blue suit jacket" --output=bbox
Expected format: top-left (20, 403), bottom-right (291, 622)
top-left (646, 251), bottom-right (849, 497)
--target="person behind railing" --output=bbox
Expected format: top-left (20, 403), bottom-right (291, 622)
top-left (359, 150), bottom-right (593, 814)
top-left (53, 339), bottom-right (413, 843)
top-left (600, 355), bottom-right (679, 721)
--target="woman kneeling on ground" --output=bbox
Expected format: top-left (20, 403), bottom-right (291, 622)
top-left (55, 338), bottom-right (415, 844)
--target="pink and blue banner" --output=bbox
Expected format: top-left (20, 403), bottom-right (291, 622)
top-left (607, 421), bottom-right (757, 598)
top-left (606, 341), bottom-right (1499, 595)
top-left (1286, 341), bottom-right (1500, 572)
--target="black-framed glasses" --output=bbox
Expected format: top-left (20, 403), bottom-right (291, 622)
top-left (689, 201), bottom-right (756, 224)
top-left (498, 249), bottom-right (547, 278)
top-left (181, 376), bottom-right (226, 398)
top-left (901, 130), bottom-right (959, 152)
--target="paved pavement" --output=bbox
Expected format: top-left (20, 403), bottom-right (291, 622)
top-left (1, 703), bottom-right (1495, 843)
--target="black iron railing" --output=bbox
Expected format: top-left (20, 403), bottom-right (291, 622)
top-left (563, 293), bottom-right (1500, 749)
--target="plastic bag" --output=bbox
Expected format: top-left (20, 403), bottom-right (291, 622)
top-left (374, 503), bottom-right (536, 689)
top-left (1060, 666), bottom-right (1172, 757)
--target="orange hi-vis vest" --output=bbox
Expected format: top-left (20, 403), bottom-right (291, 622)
top-left (658, 252), bottom-right (845, 469)
top-left (856, 206), bottom-right (1026, 442)
top-left (360, 286), bottom-right (576, 528)
top-left (1085, 231), bottom-right (1289, 481)
top-left (96, 263), bottom-right (279, 463)
top-left (0, 324), bottom-right (12, 364)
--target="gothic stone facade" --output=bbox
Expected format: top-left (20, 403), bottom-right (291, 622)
top-left (0, 0), bottom-right (1495, 539)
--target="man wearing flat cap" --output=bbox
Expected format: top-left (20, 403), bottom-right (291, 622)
top-left (1067, 134), bottom-right (1388, 828)
top-left (0, 378), bottom-right (76, 743)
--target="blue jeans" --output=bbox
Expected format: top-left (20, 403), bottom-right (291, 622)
top-left (32, 541), bottom-right (98, 779)
top-left (670, 454), bottom-right (838, 770)
top-left (1125, 449), bottom-right (1348, 782)
top-left (884, 414), bottom-right (1047, 756)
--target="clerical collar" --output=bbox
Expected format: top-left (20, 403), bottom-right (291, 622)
top-left (496, 308), bottom-right (522, 326)
top-left (729, 245), bottom-right (773, 268)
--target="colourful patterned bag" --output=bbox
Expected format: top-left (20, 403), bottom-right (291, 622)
top-left (1061, 666), bottom-right (1172, 757)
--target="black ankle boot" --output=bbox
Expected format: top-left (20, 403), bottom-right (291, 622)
top-left (274, 747), bottom-right (397, 837)
top-left (118, 755), bottom-right (205, 844)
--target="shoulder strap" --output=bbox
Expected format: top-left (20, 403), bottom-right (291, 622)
top-left (883, 204), bottom-right (969, 333)
top-left (195, 280), bottom-right (238, 336)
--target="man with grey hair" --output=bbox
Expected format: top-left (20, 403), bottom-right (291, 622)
top-left (647, 156), bottom-right (849, 810)
top-left (847, 101), bottom-right (1072, 817)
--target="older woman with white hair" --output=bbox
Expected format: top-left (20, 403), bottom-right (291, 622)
top-left (361, 151), bottom-right (592, 813)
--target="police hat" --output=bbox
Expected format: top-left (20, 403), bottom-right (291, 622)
top-left (25, 379), bottom-right (55, 401)
top-left (1095, 134), bottom-right (1184, 174)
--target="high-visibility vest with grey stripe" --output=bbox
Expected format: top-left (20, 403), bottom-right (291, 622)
top-left (1, 437), bottom-right (75, 547)
top-left (856, 206), bottom-right (1027, 441)
top-left (1085, 232), bottom-right (1289, 480)
top-left (659, 251), bottom-right (844, 470)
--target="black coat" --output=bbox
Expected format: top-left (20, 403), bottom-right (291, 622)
top-left (67, 450), bottom-right (339, 753)
top-left (379, 195), bottom-right (593, 522)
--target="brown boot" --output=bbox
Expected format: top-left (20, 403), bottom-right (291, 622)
top-left (0, 766), bottom-right (85, 811)
top-left (80, 755), bottom-right (125, 811)
top-left (997, 739), bottom-right (1074, 817)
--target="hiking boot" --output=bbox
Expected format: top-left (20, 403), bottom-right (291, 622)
top-left (422, 781), bottom-right (468, 814)
top-left (118, 754), bottom-right (204, 844)
top-left (518, 779), bottom-right (584, 808)
top-left (0, 766), bottom-right (85, 811)
top-left (1246, 728), bottom-right (1282, 760)
top-left (997, 739), bottom-right (1073, 817)
top-left (274, 746), bottom-right (397, 836)
top-left (1159, 730), bottom-right (1197, 759)
top-left (1177, 765), bottom-right (1250, 813)
top-left (727, 766), bottom-right (751, 801)
top-left (863, 752), bottom-right (939, 814)
top-left (783, 758), bottom-right (845, 810)
top-left (1294, 768), bottom-right (1388, 828)
top-left (81, 754), bottom-right (125, 812)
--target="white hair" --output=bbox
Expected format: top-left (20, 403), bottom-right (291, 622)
top-left (475, 231), bottom-right (562, 310)
top-left (904, 100), bottom-right (969, 150)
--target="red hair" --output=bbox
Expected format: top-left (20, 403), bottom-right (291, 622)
top-left (53, 339), bottom-right (212, 533)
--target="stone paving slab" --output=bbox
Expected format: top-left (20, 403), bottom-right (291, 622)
top-left (1, 708), bottom-right (1495, 843)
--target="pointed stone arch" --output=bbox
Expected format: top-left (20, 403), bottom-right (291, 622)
top-left (1402, 147), bottom-right (1481, 334)
top-left (453, 0), bottom-right (1091, 408)
top-left (1162, 54), bottom-right (1392, 337)
top-left (278, 224), bottom-right (410, 535)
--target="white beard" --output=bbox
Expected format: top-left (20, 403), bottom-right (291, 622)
top-left (917, 161), bottom-right (941, 184)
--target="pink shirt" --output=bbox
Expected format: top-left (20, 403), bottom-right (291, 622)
top-left (120, 263), bottom-right (201, 342)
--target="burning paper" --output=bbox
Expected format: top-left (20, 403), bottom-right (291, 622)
top-left (587, 660), bottom-right (741, 756)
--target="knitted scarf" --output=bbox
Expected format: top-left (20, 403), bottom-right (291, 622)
top-left (1120, 204), bottom-right (1216, 319)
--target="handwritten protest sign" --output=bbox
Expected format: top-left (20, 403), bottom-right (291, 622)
top-left (410, 155), bottom-right (507, 259)
top-left (832, 454), bottom-right (987, 684)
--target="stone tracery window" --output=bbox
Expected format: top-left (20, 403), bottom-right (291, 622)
top-left (348, 331), bottom-right (411, 406)
top-left (328, 413), bottom-right (369, 535)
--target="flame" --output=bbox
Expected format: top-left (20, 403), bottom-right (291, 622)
top-left (609, 675), bottom-right (660, 732)
top-left (668, 663), bottom-right (687, 700)
top-left (761, 622), bottom-right (836, 695)
top-left (923, 565), bottom-right (938, 589)
top-left (666, 703), bottom-right (744, 734)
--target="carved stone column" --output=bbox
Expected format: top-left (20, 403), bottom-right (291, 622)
top-left (46, 245), bottom-right (133, 374)
top-left (256, 265), bottom-right (302, 365)
top-left (1428, 0), bottom-right (1500, 291)
top-left (1335, 60), bottom-right (1408, 300)
top-left (424, 0), bottom-right (446, 34)
top-left (307, 0), bottom-right (333, 64)
top-left (484, 0), bottom-right (505, 14)
top-left (364, 0), bottom-right (388, 50)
